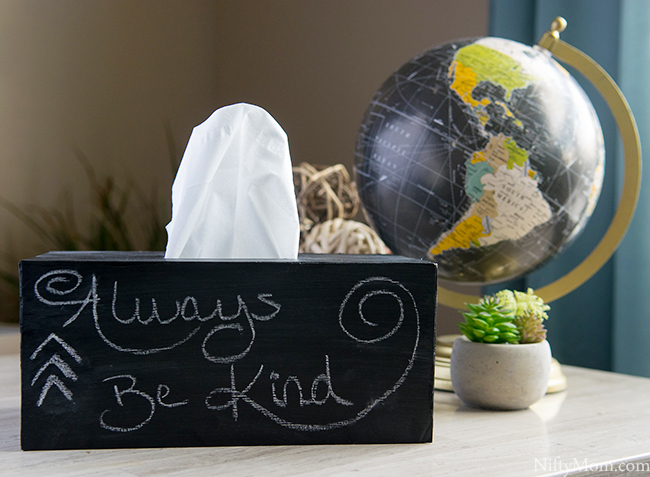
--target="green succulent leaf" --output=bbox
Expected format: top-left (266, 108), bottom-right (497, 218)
top-left (469, 317), bottom-right (489, 330)
top-left (501, 332), bottom-right (520, 343)
top-left (473, 329), bottom-right (486, 339)
top-left (491, 315), bottom-right (514, 324)
top-left (466, 303), bottom-right (484, 314)
top-left (496, 322), bottom-right (518, 332)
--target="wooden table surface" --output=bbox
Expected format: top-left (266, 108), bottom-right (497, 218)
top-left (1, 353), bottom-right (649, 476)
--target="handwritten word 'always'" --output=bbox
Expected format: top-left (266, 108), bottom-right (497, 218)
top-left (34, 270), bottom-right (280, 358)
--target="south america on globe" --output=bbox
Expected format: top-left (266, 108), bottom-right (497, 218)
top-left (355, 37), bottom-right (605, 284)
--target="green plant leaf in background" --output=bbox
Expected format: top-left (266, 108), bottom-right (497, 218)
top-left (0, 127), bottom-right (181, 323)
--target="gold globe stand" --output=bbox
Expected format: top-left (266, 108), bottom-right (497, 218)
top-left (435, 18), bottom-right (642, 394)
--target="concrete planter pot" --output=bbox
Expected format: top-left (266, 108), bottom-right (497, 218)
top-left (450, 336), bottom-right (552, 410)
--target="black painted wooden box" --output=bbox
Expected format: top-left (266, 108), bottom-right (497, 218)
top-left (19, 252), bottom-right (437, 450)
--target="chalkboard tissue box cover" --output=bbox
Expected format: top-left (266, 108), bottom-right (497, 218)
top-left (20, 252), bottom-right (436, 450)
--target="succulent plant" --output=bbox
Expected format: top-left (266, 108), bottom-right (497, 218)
top-left (494, 288), bottom-right (550, 320)
top-left (458, 297), bottom-right (520, 344)
top-left (496, 288), bottom-right (549, 344)
top-left (514, 313), bottom-right (547, 343)
top-left (459, 288), bottom-right (550, 344)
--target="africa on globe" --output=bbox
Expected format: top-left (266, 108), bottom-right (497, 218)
top-left (355, 37), bottom-right (605, 284)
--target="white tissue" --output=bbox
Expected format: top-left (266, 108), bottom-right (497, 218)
top-left (164, 103), bottom-right (300, 260)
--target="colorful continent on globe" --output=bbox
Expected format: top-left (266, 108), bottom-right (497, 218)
top-left (428, 39), bottom-right (553, 258)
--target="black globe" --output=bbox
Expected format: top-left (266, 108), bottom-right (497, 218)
top-left (355, 37), bottom-right (604, 284)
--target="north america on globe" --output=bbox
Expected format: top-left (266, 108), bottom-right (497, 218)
top-left (355, 37), bottom-right (605, 284)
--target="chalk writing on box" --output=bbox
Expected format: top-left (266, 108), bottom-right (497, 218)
top-left (20, 254), bottom-right (435, 448)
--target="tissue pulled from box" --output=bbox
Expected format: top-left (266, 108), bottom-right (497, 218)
top-left (165, 103), bottom-right (300, 259)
